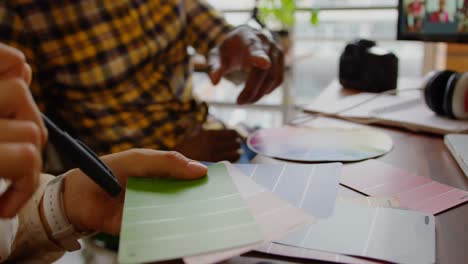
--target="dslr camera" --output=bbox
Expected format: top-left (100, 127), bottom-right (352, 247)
top-left (339, 39), bottom-right (398, 93)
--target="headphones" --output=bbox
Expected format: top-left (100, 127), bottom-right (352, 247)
top-left (423, 70), bottom-right (468, 120)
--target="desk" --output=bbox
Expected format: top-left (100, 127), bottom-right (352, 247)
top-left (56, 80), bottom-right (468, 264)
top-left (237, 79), bottom-right (468, 264)
top-left (282, 80), bottom-right (468, 264)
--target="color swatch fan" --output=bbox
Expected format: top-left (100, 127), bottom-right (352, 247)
top-left (247, 126), bottom-right (393, 162)
top-left (118, 164), bottom-right (262, 263)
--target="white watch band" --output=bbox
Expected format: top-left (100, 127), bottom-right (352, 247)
top-left (42, 175), bottom-right (82, 251)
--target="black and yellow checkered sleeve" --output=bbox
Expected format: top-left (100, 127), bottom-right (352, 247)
top-left (185, 0), bottom-right (233, 55)
top-left (0, 1), bottom-right (218, 156)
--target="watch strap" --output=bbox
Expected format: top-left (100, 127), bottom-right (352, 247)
top-left (42, 175), bottom-right (82, 251)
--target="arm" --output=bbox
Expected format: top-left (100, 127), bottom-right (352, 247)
top-left (8, 150), bottom-right (208, 262)
top-left (184, 2), bottom-right (285, 105)
top-left (184, 0), bottom-right (233, 55)
top-left (8, 174), bottom-right (65, 263)
top-left (3, 151), bottom-right (209, 262)
top-left (7, 150), bottom-right (207, 263)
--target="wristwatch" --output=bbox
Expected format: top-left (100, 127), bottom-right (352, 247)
top-left (42, 175), bottom-right (93, 251)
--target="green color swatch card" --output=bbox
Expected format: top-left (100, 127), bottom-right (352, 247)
top-left (118, 163), bottom-right (263, 263)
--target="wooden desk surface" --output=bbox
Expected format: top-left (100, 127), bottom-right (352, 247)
top-left (233, 79), bottom-right (468, 264)
top-left (294, 79), bottom-right (467, 264)
top-left (355, 104), bottom-right (468, 264)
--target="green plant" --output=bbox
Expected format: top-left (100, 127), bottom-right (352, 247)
top-left (258, 0), bottom-right (319, 31)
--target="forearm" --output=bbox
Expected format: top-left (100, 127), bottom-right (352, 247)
top-left (7, 174), bottom-right (64, 263)
top-left (184, 0), bottom-right (233, 55)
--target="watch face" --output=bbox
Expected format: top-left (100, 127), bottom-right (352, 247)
top-left (247, 126), bottom-right (393, 162)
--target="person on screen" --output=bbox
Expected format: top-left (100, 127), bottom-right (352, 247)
top-left (457, 0), bottom-right (468, 32)
top-left (429, 0), bottom-right (451, 23)
top-left (407, 0), bottom-right (425, 32)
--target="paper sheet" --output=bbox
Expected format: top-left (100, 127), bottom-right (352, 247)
top-left (257, 197), bottom-right (399, 264)
top-left (276, 201), bottom-right (436, 264)
top-left (233, 163), bottom-right (341, 218)
top-left (306, 92), bottom-right (414, 119)
top-left (372, 100), bottom-right (468, 134)
top-left (304, 92), bottom-right (468, 134)
top-left (257, 243), bottom-right (377, 264)
top-left (445, 134), bottom-right (468, 178)
top-left (341, 159), bottom-right (468, 214)
top-left (184, 162), bottom-right (311, 264)
top-left (336, 196), bottom-right (400, 208)
top-left (118, 163), bottom-right (262, 263)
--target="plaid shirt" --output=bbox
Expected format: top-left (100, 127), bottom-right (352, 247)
top-left (0, 0), bottom-right (231, 154)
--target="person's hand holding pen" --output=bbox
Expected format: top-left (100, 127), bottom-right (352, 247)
top-left (0, 43), bottom-right (207, 241)
top-left (59, 150), bottom-right (207, 235)
top-left (0, 43), bottom-right (48, 218)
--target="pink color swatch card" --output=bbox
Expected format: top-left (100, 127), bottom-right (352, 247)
top-left (341, 159), bottom-right (468, 215)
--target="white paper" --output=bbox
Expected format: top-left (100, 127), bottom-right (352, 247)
top-left (445, 134), bottom-right (468, 178)
top-left (276, 201), bottom-right (436, 264)
top-left (233, 163), bottom-right (342, 218)
top-left (257, 197), bottom-right (400, 264)
top-left (304, 92), bottom-right (468, 134)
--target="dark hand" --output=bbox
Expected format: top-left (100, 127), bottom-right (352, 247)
top-left (209, 26), bottom-right (285, 105)
top-left (174, 129), bottom-right (241, 162)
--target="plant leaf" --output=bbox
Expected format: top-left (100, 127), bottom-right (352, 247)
top-left (310, 9), bottom-right (319, 26)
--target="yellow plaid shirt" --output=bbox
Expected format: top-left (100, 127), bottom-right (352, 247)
top-left (0, 0), bottom-right (231, 154)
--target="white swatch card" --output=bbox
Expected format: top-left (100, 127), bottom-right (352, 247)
top-left (276, 201), bottom-right (436, 264)
top-left (256, 197), bottom-right (400, 264)
top-left (232, 163), bottom-right (342, 218)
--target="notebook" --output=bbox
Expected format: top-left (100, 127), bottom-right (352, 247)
top-left (445, 134), bottom-right (468, 178)
top-left (303, 92), bottom-right (468, 135)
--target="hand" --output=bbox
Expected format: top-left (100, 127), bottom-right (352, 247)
top-left (209, 26), bottom-right (285, 105)
top-left (62, 149), bottom-right (207, 235)
top-left (174, 129), bottom-right (241, 162)
top-left (0, 43), bottom-right (48, 218)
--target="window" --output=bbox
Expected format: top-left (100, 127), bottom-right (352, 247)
top-left (193, 1), bottom-right (424, 128)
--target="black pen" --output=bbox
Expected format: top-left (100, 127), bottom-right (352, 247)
top-left (42, 114), bottom-right (122, 197)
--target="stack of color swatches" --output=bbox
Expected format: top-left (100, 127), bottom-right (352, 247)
top-left (118, 164), bottom-right (263, 263)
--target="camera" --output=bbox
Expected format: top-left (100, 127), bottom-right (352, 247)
top-left (339, 39), bottom-right (399, 93)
